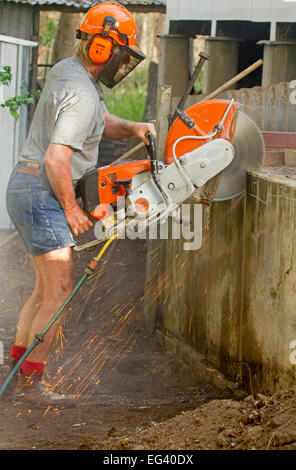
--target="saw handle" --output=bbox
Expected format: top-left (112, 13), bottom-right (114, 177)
top-left (145, 132), bottom-right (168, 202)
top-left (146, 132), bottom-right (173, 209)
top-left (146, 132), bottom-right (162, 177)
top-left (145, 132), bottom-right (157, 162)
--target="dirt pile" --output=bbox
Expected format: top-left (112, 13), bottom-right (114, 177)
top-left (93, 387), bottom-right (296, 450)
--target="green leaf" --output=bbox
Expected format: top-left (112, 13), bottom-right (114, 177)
top-left (9, 108), bottom-right (19, 120)
top-left (0, 65), bottom-right (40, 120)
top-left (0, 65), bottom-right (13, 86)
top-left (20, 86), bottom-right (29, 96)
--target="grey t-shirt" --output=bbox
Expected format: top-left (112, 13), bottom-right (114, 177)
top-left (19, 56), bottom-right (106, 181)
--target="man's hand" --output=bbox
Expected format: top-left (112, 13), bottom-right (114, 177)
top-left (64, 204), bottom-right (93, 237)
top-left (132, 122), bottom-right (157, 145)
top-left (103, 112), bottom-right (157, 144)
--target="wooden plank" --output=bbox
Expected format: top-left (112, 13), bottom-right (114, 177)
top-left (28, 6), bottom-right (39, 128)
top-left (156, 84), bottom-right (172, 159)
top-left (262, 131), bottom-right (296, 149)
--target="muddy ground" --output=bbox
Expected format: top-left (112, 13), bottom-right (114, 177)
top-left (0, 230), bottom-right (295, 451)
top-left (0, 230), bottom-right (229, 450)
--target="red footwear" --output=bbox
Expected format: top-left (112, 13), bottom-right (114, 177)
top-left (16, 374), bottom-right (77, 408)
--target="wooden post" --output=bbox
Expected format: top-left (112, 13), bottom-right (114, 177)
top-left (260, 41), bottom-right (296, 87)
top-left (28, 6), bottom-right (39, 130)
top-left (143, 61), bottom-right (158, 122)
top-left (156, 84), bottom-right (172, 160)
top-left (203, 37), bottom-right (240, 95)
top-left (158, 34), bottom-right (190, 99)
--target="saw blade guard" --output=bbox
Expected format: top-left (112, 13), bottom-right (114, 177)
top-left (213, 110), bottom-right (265, 201)
top-left (165, 99), bottom-right (265, 201)
top-left (164, 99), bottom-right (238, 165)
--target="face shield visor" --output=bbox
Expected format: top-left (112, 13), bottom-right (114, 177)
top-left (98, 44), bottom-right (145, 89)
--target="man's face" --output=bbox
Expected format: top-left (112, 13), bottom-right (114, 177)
top-left (121, 55), bottom-right (130, 66)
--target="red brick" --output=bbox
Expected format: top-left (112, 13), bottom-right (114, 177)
top-left (264, 150), bottom-right (285, 167)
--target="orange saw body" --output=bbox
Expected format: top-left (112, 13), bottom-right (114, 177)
top-left (76, 98), bottom-right (263, 246)
top-left (78, 99), bottom-right (237, 220)
top-left (78, 160), bottom-right (152, 219)
top-left (165, 99), bottom-right (238, 164)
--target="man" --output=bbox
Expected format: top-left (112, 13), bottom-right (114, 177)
top-left (5, 2), bottom-right (156, 405)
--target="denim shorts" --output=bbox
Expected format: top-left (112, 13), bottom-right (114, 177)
top-left (6, 164), bottom-right (76, 256)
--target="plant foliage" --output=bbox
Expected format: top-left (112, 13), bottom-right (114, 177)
top-left (103, 64), bottom-right (149, 122)
top-left (0, 66), bottom-right (40, 120)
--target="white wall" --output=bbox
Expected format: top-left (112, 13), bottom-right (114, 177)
top-left (167, 0), bottom-right (296, 23)
top-left (0, 35), bottom-right (37, 229)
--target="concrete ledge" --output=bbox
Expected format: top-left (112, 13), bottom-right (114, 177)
top-left (251, 168), bottom-right (296, 187)
top-left (145, 170), bottom-right (296, 395)
top-left (155, 329), bottom-right (247, 398)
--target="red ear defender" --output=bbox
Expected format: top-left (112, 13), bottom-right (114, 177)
top-left (88, 36), bottom-right (113, 64)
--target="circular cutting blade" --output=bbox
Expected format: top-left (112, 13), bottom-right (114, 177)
top-left (214, 111), bottom-right (265, 201)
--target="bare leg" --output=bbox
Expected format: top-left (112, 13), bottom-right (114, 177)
top-left (26, 247), bottom-right (73, 363)
top-left (14, 254), bottom-right (44, 348)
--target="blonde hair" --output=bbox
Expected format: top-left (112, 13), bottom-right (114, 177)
top-left (74, 37), bottom-right (93, 63)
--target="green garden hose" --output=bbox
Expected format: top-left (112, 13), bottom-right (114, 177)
top-left (0, 234), bottom-right (118, 397)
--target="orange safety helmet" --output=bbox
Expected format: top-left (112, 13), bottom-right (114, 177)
top-left (76, 2), bottom-right (142, 64)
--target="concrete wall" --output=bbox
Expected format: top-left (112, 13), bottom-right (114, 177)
top-left (203, 38), bottom-right (240, 94)
top-left (151, 11), bottom-right (296, 396)
top-left (261, 44), bottom-right (296, 87)
top-left (242, 170), bottom-right (296, 393)
top-left (145, 170), bottom-right (296, 394)
top-left (158, 35), bottom-right (190, 99)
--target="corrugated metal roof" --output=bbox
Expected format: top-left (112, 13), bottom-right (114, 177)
top-left (222, 82), bottom-right (295, 133)
top-left (1, 0), bottom-right (166, 11)
top-left (182, 81), bottom-right (295, 133)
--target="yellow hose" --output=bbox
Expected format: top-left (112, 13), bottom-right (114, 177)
top-left (95, 233), bottom-right (118, 262)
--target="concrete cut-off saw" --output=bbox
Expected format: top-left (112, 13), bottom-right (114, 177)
top-left (76, 97), bottom-right (264, 249)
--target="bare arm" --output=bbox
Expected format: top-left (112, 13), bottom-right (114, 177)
top-left (45, 143), bottom-right (93, 236)
top-left (102, 111), bottom-right (156, 145)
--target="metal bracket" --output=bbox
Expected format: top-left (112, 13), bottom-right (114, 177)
top-left (34, 333), bottom-right (45, 344)
top-left (175, 109), bottom-right (196, 129)
top-left (151, 160), bottom-right (165, 175)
